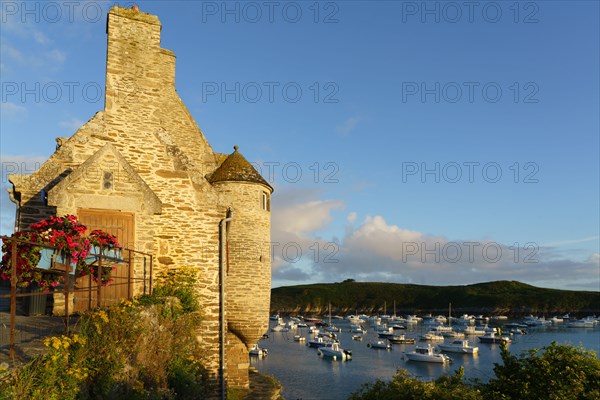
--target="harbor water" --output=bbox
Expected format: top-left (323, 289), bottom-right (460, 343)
top-left (251, 318), bottom-right (600, 400)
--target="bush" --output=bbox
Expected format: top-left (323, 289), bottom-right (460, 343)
top-left (350, 343), bottom-right (600, 400)
top-left (0, 266), bottom-right (208, 400)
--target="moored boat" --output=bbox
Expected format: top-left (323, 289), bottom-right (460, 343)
top-left (405, 344), bottom-right (451, 363)
top-left (420, 331), bottom-right (445, 341)
top-left (367, 340), bottom-right (392, 350)
top-left (317, 342), bottom-right (352, 361)
top-left (478, 330), bottom-right (511, 344)
top-left (437, 339), bottom-right (479, 354)
top-left (387, 335), bottom-right (415, 344)
top-left (249, 344), bottom-right (268, 357)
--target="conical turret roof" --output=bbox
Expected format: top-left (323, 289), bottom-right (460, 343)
top-left (208, 146), bottom-right (272, 191)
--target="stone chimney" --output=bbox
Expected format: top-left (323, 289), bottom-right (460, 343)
top-left (104, 6), bottom-right (176, 113)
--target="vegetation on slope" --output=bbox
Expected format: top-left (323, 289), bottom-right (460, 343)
top-left (350, 342), bottom-right (600, 400)
top-left (271, 280), bottom-right (600, 315)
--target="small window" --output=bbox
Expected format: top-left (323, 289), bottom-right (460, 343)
top-left (103, 171), bottom-right (114, 190)
top-left (261, 191), bottom-right (270, 211)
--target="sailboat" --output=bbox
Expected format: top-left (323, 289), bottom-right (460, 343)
top-left (441, 303), bottom-right (463, 338)
top-left (325, 302), bottom-right (341, 333)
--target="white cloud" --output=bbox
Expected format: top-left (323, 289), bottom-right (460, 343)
top-left (0, 102), bottom-right (27, 117)
top-left (59, 117), bottom-right (84, 132)
top-left (272, 196), bottom-right (343, 237)
top-left (271, 206), bottom-right (600, 290)
top-left (335, 116), bottom-right (360, 136)
top-left (541, 236), bottom-right (600, 247)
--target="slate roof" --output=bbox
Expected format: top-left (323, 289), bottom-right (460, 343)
top-left (208, 146), bottom-right (273, 191)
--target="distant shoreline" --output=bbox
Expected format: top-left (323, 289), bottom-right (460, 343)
top-left (270, 280), bottom-right (600, 316)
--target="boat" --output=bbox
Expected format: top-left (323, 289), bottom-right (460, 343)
top-left (420, 331), bottom-right (445, 341)
top-left (249, 344), bottom-right (268, 357)
top-left (504, 322), bottom-right (528, 329)
top-left (317, 341), bottom-right (352, 361)
top-left (303, 316), bottom-right (324, 323)
top-left (352, 335), bottom-right (363, 341)
top-left (442, 330), bottom-right (465, 338)
top-left (293, 335), bottom-right (305, 342)
top-left (269, 314), bottom-right (280, 321)
top-left (387, 335), bottom-right (415, 344)
top-left (350, 324), bottom-right (367, 334)
top-left (307, 336), bottom-right (330, 348)
top-left (367, 340), bottom-right (392, 350)
top-left (437, 339), bottom-right (479, 354)
top-left (346, 315), bottom-right (362, 325)
top-left (523, 315), bottom-right (551, 326)
top-left (550, 316), bottom-right (564, 323)
top-left (406, 315), bottom-right (421, 324)
top-left (509, 328), bottom-right (528, 335)
top-left (324, 302), bottom-right (341, 333)
top-left (390, 323), bottom-right (407, 330)
top-left (455, 314), bottom-right (475, 325)
top-left (567, 319), bottom-right (595, 328)
top-left (461, 325), bottom-right (486, 335)
top-left (478, 330), bottom-right (511, 344)
top-left (491, 315), bottom-right (508, 321)
top-left (271, 318), bottom-right (288, 332)
top-left (405, 344), bottom-right (451, 363)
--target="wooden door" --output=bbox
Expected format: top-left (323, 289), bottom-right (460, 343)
top-left (73, 209), bottom-right (134, 312)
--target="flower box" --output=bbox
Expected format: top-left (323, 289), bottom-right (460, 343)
top-left (35, 248), bottom-right (76, 274)
top-left (88, 246), bottom-right (124, 263)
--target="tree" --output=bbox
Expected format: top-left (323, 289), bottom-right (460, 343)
top-left (486, 341), bottom-right (600, 400)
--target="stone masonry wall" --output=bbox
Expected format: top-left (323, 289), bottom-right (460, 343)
top-left (8, 6), bottom-right (272, 393)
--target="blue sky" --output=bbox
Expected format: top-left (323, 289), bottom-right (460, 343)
top-left (1, 1), bottom-right (598, 290)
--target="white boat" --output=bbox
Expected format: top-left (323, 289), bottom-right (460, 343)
top-left (387, 335), bottom-right (415, 344)
top-left (367, 340), bottom-right (391, 350)
top-left (550, 316), bottom-right (563, 323)
top-left (350, 324), bottom-right (367, 334)
top-left (406, 315), bottom-right (421, 324)
top-left (317, 342), bottom-right (352, 361)
top-left (249, 344), bottom-right (268, 357)
top-left (307, 336), bottom-right (329, 348)
top-left (271, 324), bottom-right (288, 332)
top-left (405, 344), bottom-right (451, 363)
top-left (567, 319), bottom-right (595, 328)
top-left (491, 315), bottom-right (508, 321)
top-left (293, 335), bottom-right (305, 342)
top-left (269, 314), bottom-right (279, 321)
top-left (461, 326), bottom-right (486, 336)
top-left (420, 331), bottom-right (444, 341)
top-left (523, 315), bottom-right (551, 326)
top-left (346, 315), bottom-right (362, 324)
top-left (509, 328), bottom-right (528, 335)
top-left (478, 330), bottom-right (511, 344)
top-left (456, 314), bottom-right (475, 325)
top-left (324, 302), bottom-right (341, 332)
top-left (352, 335), bottom-right (363, 341)
top-left (442, 330), bottom-right (465, 338)
top-left (437, 339), bottom-right (479, 354)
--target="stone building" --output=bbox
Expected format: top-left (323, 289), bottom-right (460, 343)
top-left (7, 6), bottom-right (272, 390)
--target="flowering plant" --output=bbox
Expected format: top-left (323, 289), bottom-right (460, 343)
top-left (0, 215), bottom-right (122, 290)
top-left (89, 230), bottom-right (120, 248)
top-left (0, 231), bottom-right (60, 289)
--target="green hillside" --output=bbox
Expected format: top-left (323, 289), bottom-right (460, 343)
top-left (270, 280), bottom-right (600, 316)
